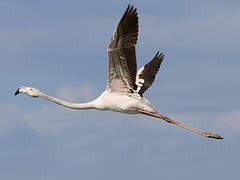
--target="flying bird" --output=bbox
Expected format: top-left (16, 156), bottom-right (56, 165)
top-left (15, 5), bottom-right (223, 139)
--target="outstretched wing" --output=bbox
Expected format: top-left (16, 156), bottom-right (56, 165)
top-left (136, 52), bottom-right (164, 96)
top-left (107, 5), bottom-right (138, 93)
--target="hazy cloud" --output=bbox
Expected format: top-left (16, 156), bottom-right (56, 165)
top-left (1, 97), bottom-right (237, 136)
top-left (140, 11), bottom-right (240, 57)
top-left (216, 110), bottom-right (240, 132)
top-left (0, 16), bottom-right (113, 57)
top-left (56, 84), bottom-right (96, 102)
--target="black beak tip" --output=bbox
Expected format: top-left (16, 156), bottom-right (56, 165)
top-left (14, 89), bottom-right (20, 96)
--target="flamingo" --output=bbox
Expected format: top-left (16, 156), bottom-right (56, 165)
top-left (15, 5), bottom-right (223, 139)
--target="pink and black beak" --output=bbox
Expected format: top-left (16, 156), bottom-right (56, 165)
top-left (14, 88), bottom-right (20, 96)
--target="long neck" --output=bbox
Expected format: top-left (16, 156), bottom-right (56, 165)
top-left (39, 93), bottom-right (97, 110)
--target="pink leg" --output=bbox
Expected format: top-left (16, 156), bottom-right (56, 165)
top-left (138, 109), bottom-right (223, 139)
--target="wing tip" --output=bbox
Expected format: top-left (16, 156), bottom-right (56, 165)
top-left (155, 51), bottom-right (165, 60)
top-left (125, 4), bottom-right (137, 17)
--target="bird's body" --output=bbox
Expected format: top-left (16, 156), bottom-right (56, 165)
top-left (91, 90), bottom-right (158, 114)
top-left (15, 5), bottom-right (223, 139)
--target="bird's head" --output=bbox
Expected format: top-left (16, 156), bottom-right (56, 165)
top-left (15, 86), bottom-right (42, 97)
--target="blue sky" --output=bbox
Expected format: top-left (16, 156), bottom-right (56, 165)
top-left (1, 0), bottom-right (240, 179)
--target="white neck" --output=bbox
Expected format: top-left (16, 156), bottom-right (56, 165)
top-left (39, 92), bottom-right (98, 110)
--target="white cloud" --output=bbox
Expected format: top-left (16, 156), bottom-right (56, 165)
top-left (1, 102), bottom-right (238, 138)
top-left (0, 104), bottom-right (19, 132)
top-left (1, 85), bottom-right (238, 137)
top-left (0, 103), bottom-right (74, 135)
top-left (56, 84), bottom-right (96, 102)
top-left (0, 84), bottom-right (96, 135)
top-left (216, 110), bottom-right (240, 132)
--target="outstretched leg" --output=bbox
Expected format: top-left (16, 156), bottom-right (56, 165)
top-left (138, 109), bottom-right (223, 139)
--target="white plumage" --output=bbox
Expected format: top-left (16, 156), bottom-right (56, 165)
top-left (15, 5), bottom-right (222, 139)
